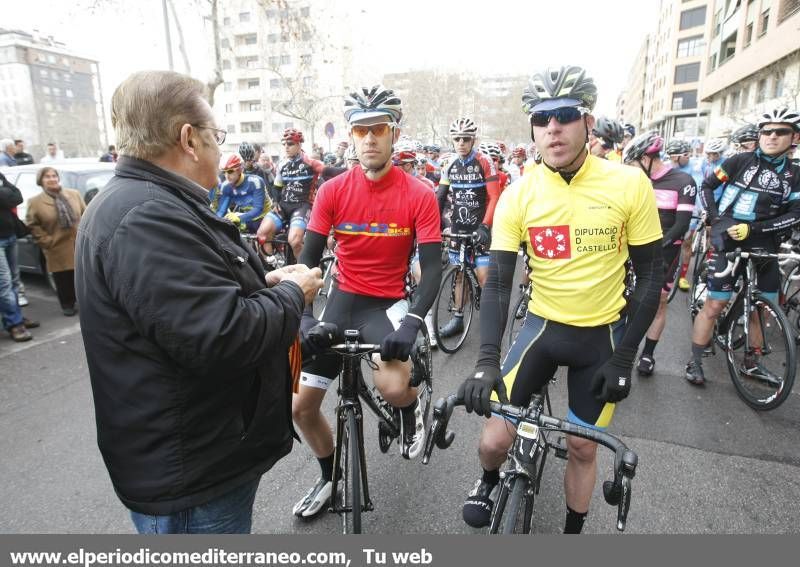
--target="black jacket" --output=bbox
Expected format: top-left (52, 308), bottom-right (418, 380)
top-left (0, 172), bottom-right (23, 238)
top-left (75, 156), bottom-right (304, 515)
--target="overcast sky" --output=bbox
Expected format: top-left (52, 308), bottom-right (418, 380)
top-left (5, 0), bottom-right (658, 120)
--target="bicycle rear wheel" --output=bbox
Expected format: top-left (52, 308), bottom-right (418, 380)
top-left (337, 408), bottom-right (362, 534)
top-left (665, 250), bottom-right (682, 304)
top-left (411, 326), bottom-right (434, 428)
top-left (725, 294), bottom-right (796, 411)
top-left (433, 265), bottom-right (475, 353)
top-left (688, 243), bottom-right (708, 322)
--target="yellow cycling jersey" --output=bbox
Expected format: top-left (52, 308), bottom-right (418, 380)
top-left (606, 149), bottom-right (622, 162)
top-left (491, 154), bottom-right (661, 326)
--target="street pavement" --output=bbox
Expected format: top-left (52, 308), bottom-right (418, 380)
top-left (1, 273), bottom-right (799, 534)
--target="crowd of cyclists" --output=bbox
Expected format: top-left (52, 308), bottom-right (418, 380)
top-left (208, 64), bottom-right (800, 533)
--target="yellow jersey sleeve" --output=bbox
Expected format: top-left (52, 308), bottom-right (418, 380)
top-left (490, 180), bottom-right (526, 252)
top-left (626, 169), bottom-right (663, 246)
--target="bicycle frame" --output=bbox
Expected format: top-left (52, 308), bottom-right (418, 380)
top-left (449, 234), bottom-right (482, 310)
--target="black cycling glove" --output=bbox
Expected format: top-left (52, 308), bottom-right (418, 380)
top-left (590, 346), bottom-right (635, 403)
top-left (475, 223), bottom-right (492, 248)
top-left (301, 322), bottom-right (340, 359)
top-left (458, 365), bottom-right (508, 417)
top-left (380, 316), bottom-right (422, 362)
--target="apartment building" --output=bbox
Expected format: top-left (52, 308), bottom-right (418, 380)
top-left (621, 36), bottom-right (650, 131)
top-left (0, 28), bottom-right (106, 159)
top-left (639, 0), bottom-right (712, 139)
top-left (214, 0), bottom-right (363, 157)
top-left (701, 0), bottom-right (800, 137)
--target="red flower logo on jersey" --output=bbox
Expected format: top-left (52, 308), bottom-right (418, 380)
top-left (529, 225), bottom-right (571, 259)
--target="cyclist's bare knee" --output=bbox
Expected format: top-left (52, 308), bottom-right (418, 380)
top-left (478, 416), bottom-right (515, 468)
top-left (566, 435), bottom-right (597, 464)
top-left (372, 358), bottom-right (413, 405)
top-left (288, 228), bottom-right (304, 250)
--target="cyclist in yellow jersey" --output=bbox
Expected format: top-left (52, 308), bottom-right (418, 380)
top-left (458, 65), bottom-right (663, 534)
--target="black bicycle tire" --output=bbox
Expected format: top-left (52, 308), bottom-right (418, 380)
top-left (726, 294), bottom-right (797, 411)
top-left (488, 479), bottom-right (510, 534)
top-left (666, 250), bottom-right (682, 304)
top-left (501, 476), bottom-right (527, 534)
top-left (780, 263), bottom-right (800, 335)
top-left (342, 408), bottom-right (362, 533)
top-left (688, 238), bottom-right (707, 321)
top-left (433, 265), bottom-right (474, 354)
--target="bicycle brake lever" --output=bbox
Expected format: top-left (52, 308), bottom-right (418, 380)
top-left (617, 476), bottom-right (632, 532)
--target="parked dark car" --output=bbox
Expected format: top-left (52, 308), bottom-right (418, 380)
top-left (0, 161), bottom-right (115, 290)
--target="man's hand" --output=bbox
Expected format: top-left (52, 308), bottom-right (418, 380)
top-left (380, 316), bottom-right (422, 362)
top-left (474, 223), bottom-right (492, 248)
top-left (266, 264), bottom-right (322, 304)
top-left (224, 211), bottom-right (241, 223)
top-left (590, 359), bottom-right (632, 403)
top-left (727, 223), bottom-right (750, 241)
top-left (458, 365), bottom-right (508, 417)
top-left (302, 322), bottom-right (340, 358)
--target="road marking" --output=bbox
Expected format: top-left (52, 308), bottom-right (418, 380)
top-left (0, 322), bottom-right (82, 359)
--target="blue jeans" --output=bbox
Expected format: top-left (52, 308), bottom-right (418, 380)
top-left (129, 477), bottom-right (261, 534)
top-left (0, 235), bottom-right (23, 330)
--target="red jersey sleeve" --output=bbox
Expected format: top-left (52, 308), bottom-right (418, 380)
top-left (303, 154), bottom-right (326, 176)
top-left (412, 179), bottom-right (442, 245)
top-left (478, 154), bottom-right (501, 226)
top-left (306, 177), bottom-right (336, 235)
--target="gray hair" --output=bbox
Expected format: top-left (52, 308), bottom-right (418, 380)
top-left (1, 138), bottom-right (14, 152)
top-left (111, 71), bottom-right (212, 161)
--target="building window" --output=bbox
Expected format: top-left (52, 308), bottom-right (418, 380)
top-left (270, 79), bottom-right (280, 88)
top-left (42, 86), bottom-right (50, 94)
top-left (241, 121), bottom-right (262, 133)
top-left (245, 34), bottom-right (257, 45)
top-left (301, 54), bottom-right (312, 65)
top-left (303, 76), bottom-right (313, 88)
top-left (222, 59), bottom-right (231, 70)
top-left (672, 90), bottom-right (698, 110)
top-left (759, 9), bottom-right (770, 35)
top-left (241, 100), bottom-right (261, 112)
top-left (225, 103), bottom-right (233, 113)
top-left (247, 78), bottom-right (260, 89)
top-left (221, 38), bottom-right (230, 48)
top-left (65, 89), bottom-right (73, 98)
top-left (272, 122), bottom-right (283, 132)
top-left (224, 82), bottom-right (233, 92)
top-left (744, 23), bottom-right (753, 46)
top-left (302, 30), bottom-right (312, 41)
top-left (223, 17), bottom-right (230, 25)
top-left (773, 70), bottom-right (785, 98)
top-left (756, 79), bottom-right (767, 103)
top-left (268, 56), bottom-right (279, 67)
top-left (280, 54), bottom-right (290, 65)
top-left (52, 87), bottom-right (61, 96)
top-left (676, 35), bottom-right (705, 57)
top-left (680, 6), bottom-right (707, 29)
top-left (730, 90), bottom-right (740, 110)
top-left (720, 95), bottom-right (726, 115)
top-left (741, 85), bottom-right (750, 107)
top-left (284, 122), bottom-right (293, 129)
top-left (39, 68), bottom-right (48, 78)
top-left (301, 6), bottom-right (310, 16)
top-left (708, 53), bottom-right (717, 73)
top-left (268, 34), bottom-right (278, 43)
top-left (779, 0), bottom-right (800, 22)
top-left (721, 32), bottom-right (737, 63)
top-left (675, 62), bottom-right (701, 84)
top-left (712, 7), bottom-right (723, 37)
top-left (239, 12), bottom-right (250, 22)
top-left (227, 124), bottom-right (236, 134)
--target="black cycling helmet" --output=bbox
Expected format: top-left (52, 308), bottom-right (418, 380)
top-left (323, 152), bottom-right (336, 165)
top-left (521, 65), bottom-right (598, 115)
top-left (343, 84), bottom-right (403, 124)
top-left (592, 117), bottom-right (624, 144)
top-left (623, 123), bottom-right (636, 137)
top-left (730, 123), bottom-right (760, 144)
top-left (238, 141), bottom-right (256, 161)
top-left (623, 131), bottom-right (664, 164)
top-left (665, 139), bottom-right (692, 156)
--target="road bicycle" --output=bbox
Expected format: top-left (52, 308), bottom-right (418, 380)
top-left (691, 248), bottom-right (798, 410)
top-left (328, 327), bottom-right (433, 533)
top-left (422, 393), bottom-right (637, 534)
top-left (433, 232), bottom-right (482, 353)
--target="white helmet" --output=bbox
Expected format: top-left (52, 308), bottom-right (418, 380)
top-left (704, 138), bottom-right (728, 154)
top-left (757, 107), bottom-right (800, 131)
top-left (449, 117), bottom-right (478, 138)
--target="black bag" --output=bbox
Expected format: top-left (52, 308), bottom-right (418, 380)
top-left (14, 215), bottom-right (30, 238)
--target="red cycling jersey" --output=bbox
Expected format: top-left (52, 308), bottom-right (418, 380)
top-left (307, 166), bottom-right (441, 298)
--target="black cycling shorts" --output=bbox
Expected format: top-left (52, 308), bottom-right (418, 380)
top-left (299, 287), bottom-right (408, 390)
top-left (267, 202), bottom-right (311, 232)
top-left (492, 313), bottom-right (625, 429)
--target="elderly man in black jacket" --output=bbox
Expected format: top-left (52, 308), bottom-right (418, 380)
top-left (0, 172), bottom-right (32, 342)
top-left (75, 70), bottom-right (322, 534)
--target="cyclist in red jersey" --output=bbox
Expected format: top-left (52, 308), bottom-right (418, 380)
top-left (290, 85), bottom-right (442, 519)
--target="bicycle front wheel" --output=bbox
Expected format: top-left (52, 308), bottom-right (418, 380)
top-left (726, 294), bottom-right (797, 411)
top-left (338, 408), bottom-right (362, 534)
top-left (780, 263), bottom-right (800, 342)
top-left (433, 265), bottom-right (475, 354)
top-left (688, 244), bottom-right (708, 321)
top-left (501, 476), bottom-right (530, 534)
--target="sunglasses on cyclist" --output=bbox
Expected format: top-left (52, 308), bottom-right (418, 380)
top-left (281, 141), bottom-right (297, 147)
top-left (221, 168), bottom-right (239, 175)
top-left (530, 106), bottom-right (587, 128)
top-left (452, 136), bottom-right (474, 143)
top-left (350, 123), bottom-right (392, 138)
top-left (760, 127), bottom-right (794, 137)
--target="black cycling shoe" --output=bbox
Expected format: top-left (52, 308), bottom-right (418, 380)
top-left (636, 354), bottom-right (655, 376)
top-left (438, 316), bottom-right (464, 339)
top-left (462, 479), bottom-right (495, 528)
top-left (685, 360), bottom-right (706, 386)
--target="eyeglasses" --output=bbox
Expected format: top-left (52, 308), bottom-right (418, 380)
top-left (192, 125), bottom-right (226, 145)
top-left (760, 127), bottom-right (794, 137)
top-left (350, 123), bottom-right (392, 139)
top-left (282, 141), bottom-right (297, 147)
top-left (221, 168), bottom-right (240, 175)
top-left (530, 106), bottom-right (587, 128)
top-left (452, 136), bottom-right (474, 143)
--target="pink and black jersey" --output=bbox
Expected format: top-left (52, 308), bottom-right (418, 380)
top-left (274, 153), bottom-right (325, 207)
top-left (651, 167), bottom-right (697, 235)
top-left (307, 166), bottom-right (441, 298)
